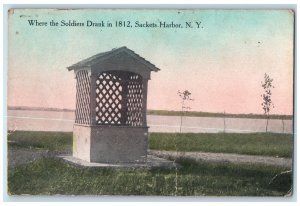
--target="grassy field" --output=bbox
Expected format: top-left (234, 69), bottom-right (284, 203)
top-left (147, 110), bottom-right (293, 120)
top-left (8, 131), bottom-right (293, 157)
top-left (7, 131), bottom-right (293, 196)
top-left (149, 133), bottom-right (293, 158)
top-left (8, 131), bottom-right (72, 152)
top-left (8, 157), bottom-right (291, 196)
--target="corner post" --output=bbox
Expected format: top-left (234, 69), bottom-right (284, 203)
top-left (89, 70), bottom-right (97, 125)
top-left (142, 80), bottom-right (148, 126)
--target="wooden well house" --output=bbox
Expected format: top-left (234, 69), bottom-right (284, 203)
top-left (67, 47), bottom-right (159, 163)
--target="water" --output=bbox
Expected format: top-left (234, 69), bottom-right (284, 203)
top-left (6, 110), bottom-right (293, 134)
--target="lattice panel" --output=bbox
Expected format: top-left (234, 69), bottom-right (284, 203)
top-left (126, 74), bottom-right (144, 126)
top-left (96, 72), bottom-right (123, 125)
top-left (75, 70), bottom-right (91, 125)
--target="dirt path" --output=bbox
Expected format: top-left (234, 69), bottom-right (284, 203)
top-left (149, 150), bottom-right (292, 168)
top-left (7, 147), bottom-right (292, 168)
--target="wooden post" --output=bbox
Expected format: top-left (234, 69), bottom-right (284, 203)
top-left (223, 110), bottom-right (226, 133)
top-left (142, 80), bottom-right (148, 126)
top-left (89, 72), bottom-right (97, 125)
top-left (282, 118), bottom-right (285, 134)
top-left (120, 79), bottom-right (129, 125)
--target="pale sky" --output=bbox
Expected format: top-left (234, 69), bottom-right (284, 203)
top-left (8, 9), bottom-right (294, 115)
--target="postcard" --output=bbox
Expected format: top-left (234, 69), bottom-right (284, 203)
top-left (7, 8), bottom-right (294, 197)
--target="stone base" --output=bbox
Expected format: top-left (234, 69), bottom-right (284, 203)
top-left (73, 124), bottom-right (148, 163)
top-left (59, 155), bottom-right (180, 169)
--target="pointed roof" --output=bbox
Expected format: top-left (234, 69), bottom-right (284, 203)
top-left (67, 46), bottom-right (160, 72)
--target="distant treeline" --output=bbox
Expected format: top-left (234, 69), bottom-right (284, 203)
top-left (147, 110), bottom-right (293, 120)
top-left (8, 106), bottom-right (75, 112)
top-left (8, 106), bottom-right (293, 120)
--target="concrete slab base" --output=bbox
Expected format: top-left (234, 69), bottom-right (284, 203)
top-left (59, 155), bottom-right (180, 169)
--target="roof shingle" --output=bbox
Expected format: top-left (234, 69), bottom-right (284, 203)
top-left (67, 46), bottom-right (160, 72)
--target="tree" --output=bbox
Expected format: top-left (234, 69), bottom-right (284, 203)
top-left (177, 90), bottom-right (193, 133)
top-left (261, 73), bottom-right (275, 132)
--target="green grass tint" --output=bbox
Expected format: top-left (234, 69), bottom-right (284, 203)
top-left (149, 133), bottom-right (293, 158)
top-left (8, 157), bottom-right (291, 196)
top-left (8, 131), bottom-right (72, 152)
top-left (8, 131), bottom-right (293, 157)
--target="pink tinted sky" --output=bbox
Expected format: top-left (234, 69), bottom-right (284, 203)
top-left (8, 9), bottom-right (294, 115)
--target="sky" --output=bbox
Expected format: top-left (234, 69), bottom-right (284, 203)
top-left (8, 9), bottom-right (294, 115)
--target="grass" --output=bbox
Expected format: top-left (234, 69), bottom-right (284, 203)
top-left (8, 131), bottom-right (72, 152)
top-left (8, 157), bottom-right (291, 196)
top-left (7, 131), bottom-right (293, 196)
top-left (147, 110), bottom-right (293, 120)
top-left (149, 133), bottom-right (293, 158)
top-left (8, 131), bottom-right (293, 158)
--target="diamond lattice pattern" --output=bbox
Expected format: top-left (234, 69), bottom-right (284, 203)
top-left (96, 72), bottom-right (123, 125)
top-left (95, 71), bottom-right (144, 126)
top-left (75, 70), bottom-right (91, 124)
top-left (126, 74), bottom-right (143, 126)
